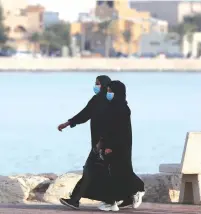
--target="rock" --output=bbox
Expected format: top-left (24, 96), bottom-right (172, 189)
top-left (140, 173), bottom-right (182, 203)
top-left (0, 175), bottom-right (50, 203)
top-left (10, 175), bottom-right (50, 191)
top-left (0, 172), bottom-right (183, 204)
top-left (44, 172), bottom-right (182, 204)
top-left (37, 173), bottom-right (58, 181)
top-left (0, 176), bottom-right (25, 203)
top-left (43, 173), bottom-right (82, 204)
top-left (28, 180), bottom-right (52, 202)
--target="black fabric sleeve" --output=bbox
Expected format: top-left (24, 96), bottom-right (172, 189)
top-left (68, 96), bottom-right (96, 128)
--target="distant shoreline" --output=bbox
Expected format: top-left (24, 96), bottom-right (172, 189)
top-left (0, 58), bottom-right (201, 71)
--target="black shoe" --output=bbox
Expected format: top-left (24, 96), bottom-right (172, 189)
top-left (118, 198), bottom-right (133, 208)
top-left (60, 198), bottom-right (79, 210)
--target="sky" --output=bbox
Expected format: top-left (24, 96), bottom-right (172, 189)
top-left (28, 0), bottom-right (96, 22)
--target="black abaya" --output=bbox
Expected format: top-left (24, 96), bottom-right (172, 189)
top-left (67, 75), bottom-right (111, 202)
top-left (82, 81), bottom-right (144, 202)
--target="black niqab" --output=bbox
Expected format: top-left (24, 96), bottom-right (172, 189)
top-left (109, 80), bottom-right (126, 102)
top-left (97, 75), bottom-right (111, 95)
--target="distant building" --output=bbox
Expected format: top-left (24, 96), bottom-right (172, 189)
top-left (139, 32), bottom-right (180, 55)
top-left (43, 11), bottom-right (59, 28)
top-left (150, 19), bottom-right (168, 33)
top-left (26, 5), bottom-right (44, 32)
top-left (183, 32), bottom-right (201, 58)
top-left (71, 0), bottom-right (151, 55)
top-left (130, 1), bottom-right (178, 26)
top-left (130, 1), bottom-right (201, 26)
top-left (0, 0), bottom-right (28, 13)
top-left (0, 0), bottom-right (44, 52)
top-left (78, 12), bottom-right (90, 22)
top-left (178, 2), bottom-right (201, 23)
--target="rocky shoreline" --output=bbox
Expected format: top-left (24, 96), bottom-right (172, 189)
top-left (0, 172), bottom-right (181, 204)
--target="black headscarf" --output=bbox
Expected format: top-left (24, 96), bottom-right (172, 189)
top-left (96, 75), bottom-right (111, 95)
top-left (108, 80), bottom-right (127, 102)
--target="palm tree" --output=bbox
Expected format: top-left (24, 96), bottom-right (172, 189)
top-left (97, 19), bottom-right (117, 57)
top-left (40, 22), bottom-right (71, 56)
top-left (28, 32), bottom-right (41, 55)
top-left (183, 23), bottom-right (198, 56)
top-left (122, 29), bottom-right (132, 56)
top-left (169, 14), bottom-right (199, 54)
top-left (40, 31), bottom-right (54, 55)
top-left (40, 31), bottom-right (62, 56)
top-left (0, 5), bottom-right (7, 47)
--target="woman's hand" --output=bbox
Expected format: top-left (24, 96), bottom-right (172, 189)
top-left (105, 148), bottom-right (112, 155)
top-left (58, 122), bottom-right (70, 132)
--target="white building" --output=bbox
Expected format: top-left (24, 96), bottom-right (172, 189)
top-left (150, 19), bottom-right (168, 33)
top-left (183, 32), bottom-right (201, 58)
top-left (178, 2), bottom-right (201, 23)
top-left (78, 12), bottom-right (92, 22)
top-left (43, 11), bottom-right (59, 28)
top-left (0, 0), bottom-right (28, 13)
top-left (139, 32), bottom-right (180, 55)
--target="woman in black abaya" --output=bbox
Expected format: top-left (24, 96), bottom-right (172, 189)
top-left (58, 75), bottom-right (111, 209)
top-left (98, 80), bottom-right (145, 211)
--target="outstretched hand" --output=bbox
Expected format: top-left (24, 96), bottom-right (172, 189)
top-left (58, 122), bottom-right (70, 132)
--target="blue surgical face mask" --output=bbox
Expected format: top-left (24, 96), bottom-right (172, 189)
top-left (106, 92), bottom-right (114, 101)
top-left (93, 85), bottom-right (101, 94)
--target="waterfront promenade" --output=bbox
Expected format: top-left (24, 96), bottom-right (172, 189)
top-left (0, 58), bottom-right (201, 71)
top-left (0, 203), bottom-right (200, 214)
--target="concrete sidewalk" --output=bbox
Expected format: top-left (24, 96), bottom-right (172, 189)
top-left (0, 203), bottom-right (200, 214)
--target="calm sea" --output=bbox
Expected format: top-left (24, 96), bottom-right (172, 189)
top-left (0, 71), bottom-right (201, 175)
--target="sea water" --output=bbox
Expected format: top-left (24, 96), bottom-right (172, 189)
top-left (0, 71), bottom-right (201, 175)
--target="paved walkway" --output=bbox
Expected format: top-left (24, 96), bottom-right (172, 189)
top-left (0, 203), bottom-right (200, 214)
